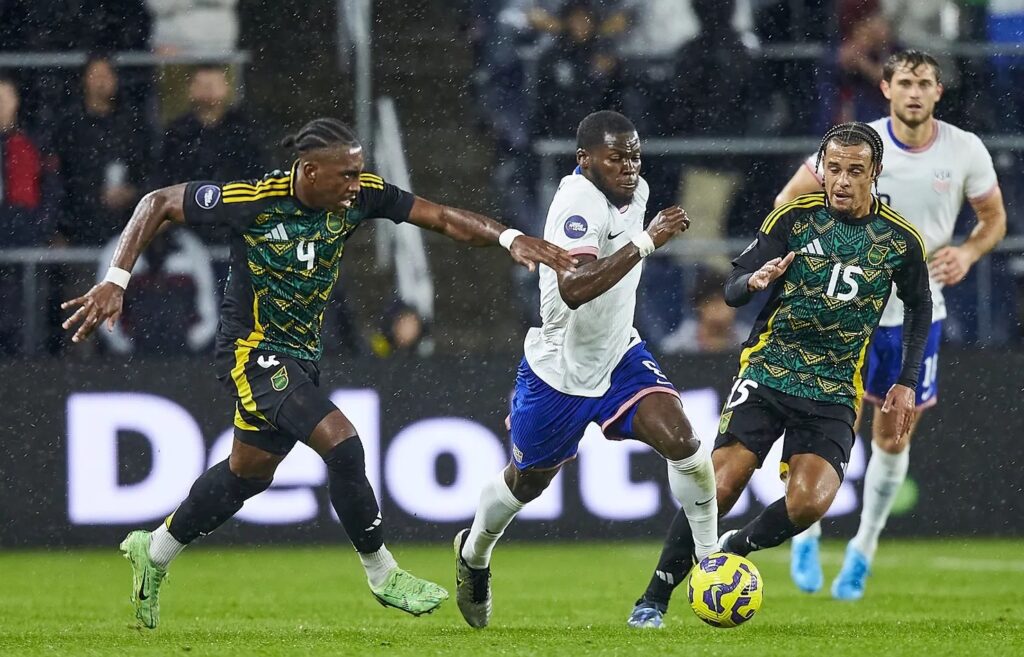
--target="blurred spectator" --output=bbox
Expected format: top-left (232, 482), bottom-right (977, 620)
top-left (370, 303), bottom-right (426, 358)
top-left (668, 0), bottom-right (755, 263)
top-left (0, 77), bottom-right (53, 248)
top-left (97, 226), bottom-right (218, 356)
top-left (161, 65), bottom-right (264, 187)
top-left (0, 0), bottom-right (148, 51)
top-left (534, 1), bottom-right (627, 137)
top-left (828, 0), bottom-right (895, 125)
top-left (660, 271), bottom-right (744, 355)
top-left (54, 54), bottom-right (149, 247)
top-left (146, 0), bottom-right (239, 55)
top-left (0, 76), bottom-right (55, 356)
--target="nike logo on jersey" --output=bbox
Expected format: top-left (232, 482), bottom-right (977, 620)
top-left (608, 230), bottom-right (624, 240)
top-left (800, 238), bottom-right (825, 256)
top-left (267, 223), bottom-right (290, 241)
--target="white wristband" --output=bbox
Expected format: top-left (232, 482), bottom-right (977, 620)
top-left (498, 228), bottom-right (524, 251)
top-left (631, 232), bottom-right (656, 258)
top-left (104, 266), bottom-right (131, 290)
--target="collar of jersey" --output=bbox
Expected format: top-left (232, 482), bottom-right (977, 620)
top-left (887, 118), bottom-right (939, 153)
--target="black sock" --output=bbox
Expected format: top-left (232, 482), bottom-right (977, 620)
top-left (324, 437), bottom-right (384, 554)
top-left (727, 497), bottom-right (801, 557)
top-left (168, 459), bottom-right (272, 544)
top-left (640, 509), bottom-right (695, 609)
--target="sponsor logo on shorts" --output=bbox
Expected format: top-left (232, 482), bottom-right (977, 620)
top-left (718, 411), bottom-right (732, 435)
top-left (563, 215), bottom-right (588, 239)
top-left (195, 184), bottom-right (221, 210)
top-left (271, 366), bottom-right (289, 391)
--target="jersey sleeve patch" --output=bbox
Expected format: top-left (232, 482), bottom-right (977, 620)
top-left (194, 184), bottom-right (222, 209)
top-left (563, 215), bottom-right (588, 239)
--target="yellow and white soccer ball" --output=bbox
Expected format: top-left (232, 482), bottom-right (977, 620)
top-left (687, 552), bottom-right (764, 628)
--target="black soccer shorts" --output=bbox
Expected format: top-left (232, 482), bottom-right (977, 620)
top-left (714, 379), bottom-right (856, 481)
top-left (215, 346), bottom-right (338, 455)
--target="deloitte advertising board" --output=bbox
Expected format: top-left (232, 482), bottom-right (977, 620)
top-left (1, 351), bottom-right (1021, 546)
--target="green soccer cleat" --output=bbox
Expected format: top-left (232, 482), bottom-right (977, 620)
top-left (119, 530), bottom-right (167, 629)
top-left (370, 568), bottom-right (449, 617)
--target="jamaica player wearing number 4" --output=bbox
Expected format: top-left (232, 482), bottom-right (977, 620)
top-left (60, 118), bottom-right (577, 629)
top-left (627, 122), bottom-right (932, 629)
top-left (776, 50), bottom-right (1007, 600)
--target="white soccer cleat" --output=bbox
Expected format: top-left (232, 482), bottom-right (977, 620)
top-left (453, 529), bottom-right (492, 628)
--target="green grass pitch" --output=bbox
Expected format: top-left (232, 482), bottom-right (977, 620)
top-left (1, 539), bottom-right (1022, 656)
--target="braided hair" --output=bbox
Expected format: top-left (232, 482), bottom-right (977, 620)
top-left (281, 118), bottom-right (360, 154)
top-left (814, 122), bottom-right (884, 193)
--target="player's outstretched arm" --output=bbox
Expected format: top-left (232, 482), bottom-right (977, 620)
top-left (724, 251), bottom-right (795, 307)
top-left (774, 162), bottom-right (821, 208)
top-left (557, 206), bottom-right (689, 309)
top-left (930, 187), bottom-right (1007, 286)
top-left (405, 197), bottom-right (576, 273)
top-left (61, 184), bottom-right (188, 343)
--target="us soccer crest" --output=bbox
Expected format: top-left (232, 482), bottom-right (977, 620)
top-left (718, 411), bottom-right (733, 434)
top-left (933, 169), bottom-right (952, 193)
top-left (867, 244), bottom-right (889, 266)
top-left (271, 366), bottom-right (289, 391)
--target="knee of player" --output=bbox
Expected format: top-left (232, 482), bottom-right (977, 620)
top-left (229, 452), bottom-right (281, 481)
top-left (785, 494), bottom-right (829, 528)
top-left (663, 434), bottom-right (700, 461)
top-left (872, 433), bottom-right (907, 455)
top-left (322, 435), bottom-right (367, 476)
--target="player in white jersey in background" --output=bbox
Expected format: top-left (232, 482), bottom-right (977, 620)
top-left (775, 50), bottom-right (1008, 600)
top-left (451, 111), bottom-right (719, 629)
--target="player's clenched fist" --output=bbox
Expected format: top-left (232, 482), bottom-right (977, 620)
top-left (747, 251), bottom-right (796, 292)
top-left (646, 206), bottom-right (691, 248)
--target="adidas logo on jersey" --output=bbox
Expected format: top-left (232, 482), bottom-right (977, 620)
top-left (800, 238), bottom-right (824, 256)
top-left (267, 223), bottom-right (290, 241)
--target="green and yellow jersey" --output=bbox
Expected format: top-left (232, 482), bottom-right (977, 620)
top-left (183, 165), bottom-right (413, 361)
top-left (726, 192), bottom-right (932, 408)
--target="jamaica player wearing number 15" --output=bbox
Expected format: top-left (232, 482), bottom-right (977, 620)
top-left (60, 118), bottom-right (576, 630)
top-left (627, 122), bottom-right (932, 628)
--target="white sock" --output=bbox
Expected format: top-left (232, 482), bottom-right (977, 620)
top-left (461, 470), bottom-right (524, 569)
top-left (149, 524), bottom-right (186, 570)
top-left (667, 441), bottom-right (718, 560)
top-left (792, 520), bottom-right (822, 544)
top-left (850, 446), bottom-right (910, 561)
top-left (359, 544), bottom-right (398, 588)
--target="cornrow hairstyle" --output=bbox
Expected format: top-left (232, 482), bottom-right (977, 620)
top-left (882, 49), bottom-right (942, 85)
top-left (577, 110), bottom-right (636, 150)
top-left (281, 118), bottom-right (361, 154)
top-left (815, 122), bottom-right (884, 194)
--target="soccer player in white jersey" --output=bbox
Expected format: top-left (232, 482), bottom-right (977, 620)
top-left (774, 50), bottom-right (1008, 600)
top-left (450, 111), bottom-right (719, 629)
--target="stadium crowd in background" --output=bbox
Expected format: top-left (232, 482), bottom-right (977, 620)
top-left (0, 0), bottom-right (1021, 357)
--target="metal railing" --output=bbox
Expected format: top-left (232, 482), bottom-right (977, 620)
top-left (2, 238), bottom-right (1021, 353)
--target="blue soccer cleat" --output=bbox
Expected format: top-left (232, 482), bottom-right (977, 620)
top-left (790, 536), bottom-right (824, 593)
top-left (627, 599), bottom-right (667, 629)
top-left (831, 543), bottom-right (871, 601)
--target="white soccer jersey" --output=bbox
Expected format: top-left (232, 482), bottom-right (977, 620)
top-left (805, 118), bottom-right (999, 326)
top-left (523, 172), bottom-right (649, 396)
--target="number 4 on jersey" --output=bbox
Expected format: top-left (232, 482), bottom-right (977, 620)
top-left (296, 240), bottom-right (315, 271)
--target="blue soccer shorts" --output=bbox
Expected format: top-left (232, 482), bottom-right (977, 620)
top-left (507, 341), bottom-right (679, 470)
top-left (864, 320), bottom-right (942, 410)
